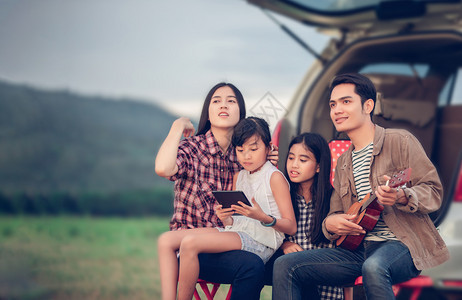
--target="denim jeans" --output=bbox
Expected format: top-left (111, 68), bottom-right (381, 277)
top-left (198, 250), bottom-right (265, 300)
top-left (272, 240), bottom-right (420, 300)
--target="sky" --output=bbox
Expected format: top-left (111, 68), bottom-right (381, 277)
top-left (0, 0), bottom-right (329, 126)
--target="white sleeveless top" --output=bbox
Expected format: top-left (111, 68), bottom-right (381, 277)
top-left (224, 161), bottom-right (288, 249)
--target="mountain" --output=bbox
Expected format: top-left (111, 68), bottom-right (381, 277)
top-left (0, 80), bottom-right (179, 196)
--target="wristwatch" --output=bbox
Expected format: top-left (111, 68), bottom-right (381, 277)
top-left (261, 215), bottom-right (276, 227)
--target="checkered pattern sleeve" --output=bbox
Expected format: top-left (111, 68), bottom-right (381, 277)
top-left (168, 139), bottom-right (194, 181)
top-left (168, 131), bottom-right (241, 230)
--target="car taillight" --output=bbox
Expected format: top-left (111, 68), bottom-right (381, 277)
top-left (454, 164), bottom-right (462, 202)
top-left (272, 119), bottom-right (283, 148)
top-left (442, 280), bottom-right (462, 288)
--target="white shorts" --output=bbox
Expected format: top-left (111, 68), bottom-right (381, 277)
top-left (216, 227), bottom-right (275, 263)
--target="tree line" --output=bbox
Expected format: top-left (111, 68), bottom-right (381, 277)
top-left (0, 188), bottom-right (173, 217)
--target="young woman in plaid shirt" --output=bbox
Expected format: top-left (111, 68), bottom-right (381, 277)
top-left (155, 83), bottom-right (279, 300)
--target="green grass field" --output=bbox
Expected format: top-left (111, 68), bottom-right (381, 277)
top-left (0, 217), bottom-right (272, 300)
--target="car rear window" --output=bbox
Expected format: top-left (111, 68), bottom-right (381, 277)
top-left (360, 63), bottom-right (429, 78)
top-left (280, 0), bottom-right (454, 13)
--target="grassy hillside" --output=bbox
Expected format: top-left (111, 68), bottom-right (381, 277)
top-left (0, 81), bottom-right (180, 215)
top-left (0, 216), bottom-right (273, 300)
top-left (0, 216), bottom-right (169, 299)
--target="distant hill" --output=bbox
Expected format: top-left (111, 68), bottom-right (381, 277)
top-left (0, 80), bottom-right (179, 197)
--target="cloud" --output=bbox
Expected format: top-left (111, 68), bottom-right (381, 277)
top-left (0, 0), bottom-right (328, 119)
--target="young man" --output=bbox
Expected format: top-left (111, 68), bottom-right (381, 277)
top-left (272, 73), bottom-right (449, 299)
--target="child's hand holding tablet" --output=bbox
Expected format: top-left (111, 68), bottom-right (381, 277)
top-left (212, 191), bottom-right (251, 215)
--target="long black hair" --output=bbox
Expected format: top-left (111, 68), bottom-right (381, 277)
top-left (196, 82), bottom-right (246, 136)
top-left (284, 133), bottom-right (332, 244)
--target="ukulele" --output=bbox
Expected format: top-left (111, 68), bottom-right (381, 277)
top-left (336, 168), bottom-right (412, 250)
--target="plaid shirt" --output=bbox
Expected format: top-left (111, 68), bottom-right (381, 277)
top-left (287, 195), bottom-right (344, 300)
top-left (169, 130), bottom-right (241, 230)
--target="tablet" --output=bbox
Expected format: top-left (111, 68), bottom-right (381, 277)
top-left (212, 191), bottom-right (251, 211)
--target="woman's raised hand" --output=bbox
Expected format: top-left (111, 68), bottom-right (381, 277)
top-left (173, 117), bottom-right (195, 137)
top-left (268, 144), bottom-right (279, 166)
top-left (155, 117), bottom-right (195, 178)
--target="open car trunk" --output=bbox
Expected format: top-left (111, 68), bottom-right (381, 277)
top-left (296, 31), bottom-right (462, 225)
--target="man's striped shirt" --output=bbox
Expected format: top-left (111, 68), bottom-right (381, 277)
top-left (351, 143), bottom-right (397, 241)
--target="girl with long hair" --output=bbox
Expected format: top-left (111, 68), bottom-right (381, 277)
top-left (271, 133), bottom-right (344, 299)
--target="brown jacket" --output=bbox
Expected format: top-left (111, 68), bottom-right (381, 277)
top-left (323, 125), bottom-right (449, 270)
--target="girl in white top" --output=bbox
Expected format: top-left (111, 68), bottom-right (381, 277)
top-left (157, 117), bottom-right (296, 300)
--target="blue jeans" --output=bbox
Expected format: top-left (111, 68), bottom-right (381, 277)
top-left (273, 240), bottom-right (420, 300)
top-left (198, 250), bottom-right (265, 300)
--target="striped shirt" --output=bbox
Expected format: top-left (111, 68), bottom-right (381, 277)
top-left (169, 130), bottom-right (241, 230)
top-left (287, 195), bottom-right (343, 300)
top-left (352, 143), bottom-right (373, 200)
top-left (351, 143), bottom-right (397, 241)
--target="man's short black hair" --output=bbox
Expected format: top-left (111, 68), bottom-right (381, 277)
top-left (330, 73), bottom-right (376, 118)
